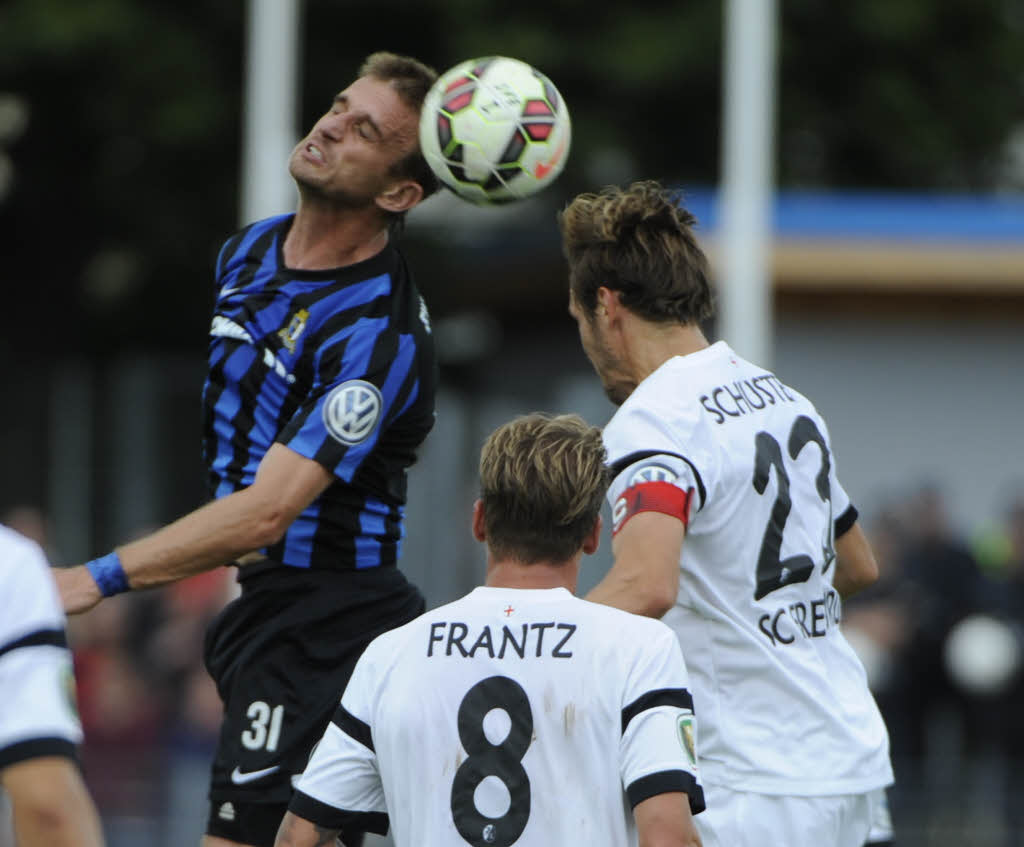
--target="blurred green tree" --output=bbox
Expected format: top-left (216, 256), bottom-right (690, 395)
top-left (0, 0), bottom-right (1020, 354)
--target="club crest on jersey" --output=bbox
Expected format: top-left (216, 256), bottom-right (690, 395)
top-left (677, 713), bottom-right (698, 767)
top-left (277, 308), bottom-right (309, 354)
top-left (323, 380), bottom-right (382, 445)
top-left (629, 463), bottom-right (678, 486)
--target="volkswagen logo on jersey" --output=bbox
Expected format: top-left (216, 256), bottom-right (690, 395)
top-left (629, 463), bottom-right (678, 485)
top-left (323, 380), bottom-right (382, 445)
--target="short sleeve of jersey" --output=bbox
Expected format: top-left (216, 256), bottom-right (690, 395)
top-left (607, 453), bottom-right (701, 535)
top-left (0, 530), bottom-right (81, 768)
top-left (814, 414), bottom-right (855, 537)
top-left (290, 644), bottom-right (389, 836)
top-left (604, 397), bottom-right (710, 513)
top-left (278, 322), bottom-right (423, 484)
top-left (619, 621), bottom-right (705, 815)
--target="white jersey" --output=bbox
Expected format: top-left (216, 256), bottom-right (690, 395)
top-left (603, 341), bottom-right (892, 796)
top-left (292, 586), bottom-right (704, 847)
top-left (0, 525), bottom-right (82, 769)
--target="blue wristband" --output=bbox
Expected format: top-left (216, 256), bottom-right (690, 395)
top-left (85, 552), bottom-right (130, 597)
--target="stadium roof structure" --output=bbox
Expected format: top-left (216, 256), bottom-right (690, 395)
top-left (410, 187), bottom-right (1024, 317)
top-left (684, 188), bottom-right (1024, 294)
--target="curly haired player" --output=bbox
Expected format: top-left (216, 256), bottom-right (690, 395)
top-left (560, 180), bottom-right (894, 847)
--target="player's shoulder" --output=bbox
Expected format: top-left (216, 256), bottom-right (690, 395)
top-left (604, 390), bottom-right (688, 461)
top-left (216, 214), bottom-right (292, 276)
top-left (358, 591), bottom-right (477, 655)
top-left (219, 214), bottom-right (290, 254)
top-left (0, 526), bottom-right (62, 639)
top-left (595, 601), bottom-right (678, 636)
top-left (574, 598), bottom-right (679, 647)
top-left (603, 355), bottom-right (718, 463)
top-left (362, 609), bottom-right (430, 657)
top-left (239, 213), bottom-right (292, 242)
top-left (0, 525), bottom-right (49, 583)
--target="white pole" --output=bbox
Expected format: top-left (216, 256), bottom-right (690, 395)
top-left (240, 0), bottom-right (302, 225)
top-left (719, 0), bottom-right (777, 367)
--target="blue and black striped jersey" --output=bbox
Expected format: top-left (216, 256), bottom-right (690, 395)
top-left (201, 214), bottom-right (437, 571)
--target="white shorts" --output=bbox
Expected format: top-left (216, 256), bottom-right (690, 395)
top-left (865, 787), bottom-right (894, 844)
top-left (695, 784), bottom-right (891, 847)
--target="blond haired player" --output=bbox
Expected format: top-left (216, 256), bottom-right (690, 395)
top-left (560, 181), bottom-right (894, 847)
top-left (276, 413), bottom-right (704, 847)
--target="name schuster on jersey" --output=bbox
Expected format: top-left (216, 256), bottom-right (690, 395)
top-left (603, 341), bottom-right (893, 797)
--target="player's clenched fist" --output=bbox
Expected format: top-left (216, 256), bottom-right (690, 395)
top-left (52, 565), bottom-right (103, 615)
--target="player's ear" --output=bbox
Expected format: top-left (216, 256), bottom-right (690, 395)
top-left (595, 286), bottom-right (620, 319)
top-left (472, 499), bottom-right (487, 542)
top-left (376, 179), bottom-right (423, 214)
top-left (582, 515), bottom-right (602, 555)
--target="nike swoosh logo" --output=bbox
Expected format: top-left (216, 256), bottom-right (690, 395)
top-left (210, 315), bottom-right (253, 343)
top-left (534, 137), bottom-right (568, 180)
top-left (230, 765), bottom-right (280, 785)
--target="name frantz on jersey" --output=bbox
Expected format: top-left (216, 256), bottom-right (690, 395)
top-left (427, 621), bottom-right (577, 659)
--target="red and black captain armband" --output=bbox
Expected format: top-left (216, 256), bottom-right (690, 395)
top-left (612, 481), bottom-right (693, 536)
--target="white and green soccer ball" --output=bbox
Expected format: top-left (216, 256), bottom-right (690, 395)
top-left (419, 56), bottom-right (571, 205)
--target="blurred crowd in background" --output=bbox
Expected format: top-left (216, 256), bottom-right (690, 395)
top-left (3, 480), bottom-right (1024, 847)
top-left (1, 506), bottom-right (230, 847)
top-left (845, 486), bottom-right (1024, 847)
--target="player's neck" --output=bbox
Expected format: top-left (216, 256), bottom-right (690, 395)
top-left (626, 320), bottom-right (710, 385)
top-left (283, 202), bottom-right (391, 271)
top-left (484, 557), bottom-right (579, 594)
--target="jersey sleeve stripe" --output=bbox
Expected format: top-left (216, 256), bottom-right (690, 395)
top-left (835, 504), bottom-right (859, 538)
top-left (0, 627), bottom-right (67, 660)
top-left (315, 274), bottom-right (392, 324)
top-left (288, 789), bottom-right (389, 836)
top-left (609, 450), bottom-right (707, 510)
top-left (0, 737), bottom-right (77, 770)
top-left (331, 704), bottom-right (374, 753)
top-left (620, 688), bottom-right (695, 734)
top-left (381, 336), bottom-right (418, 424)
top-left (625, 769), bottom-right (706, 814)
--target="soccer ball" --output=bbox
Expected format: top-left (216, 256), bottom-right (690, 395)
top-left (419, 56), bottom-right (571, 205)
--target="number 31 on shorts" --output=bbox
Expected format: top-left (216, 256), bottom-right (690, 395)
top-left (241, 700), bottom-right (285, 752)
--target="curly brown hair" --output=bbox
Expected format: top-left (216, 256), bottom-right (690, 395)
top-left (558, 180), bottom-right (714, 325)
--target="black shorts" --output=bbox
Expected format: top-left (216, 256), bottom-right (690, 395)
top-left (203, 564), bottom-right (424, 846)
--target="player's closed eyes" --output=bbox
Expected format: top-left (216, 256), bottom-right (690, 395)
top-left (330, 96), bottom-right (380, 141)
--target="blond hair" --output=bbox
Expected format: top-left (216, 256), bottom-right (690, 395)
top-left (558, 180), bottom-right (714, 324)
top-left (479, 413), bottom-right (609, 564)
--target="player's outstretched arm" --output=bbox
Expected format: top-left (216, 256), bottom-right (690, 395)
top-left (634, 791), bottom-right (702, 847)
top-left (832, 522), bottom-right (880, 599)
top-left (273, 811), bottom-right (340, 847)
top-left (2, 757), bottom-right (105, 847)
top-left (586, 510), bottom-right (684, 617)
top-left (55, 443), bottom-right (333, 614)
